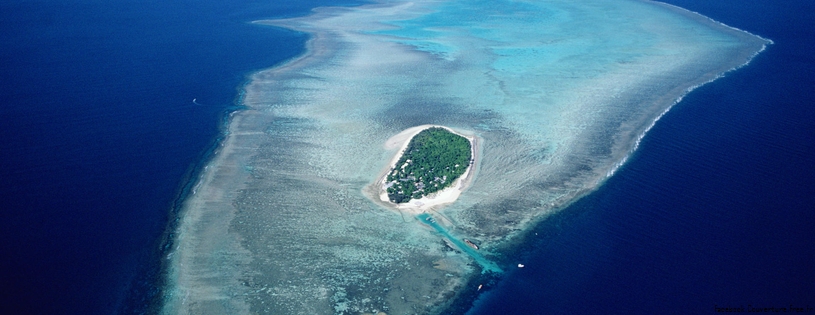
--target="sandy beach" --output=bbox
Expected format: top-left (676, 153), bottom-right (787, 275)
top-left (373, 125), bottom-right (479, 214)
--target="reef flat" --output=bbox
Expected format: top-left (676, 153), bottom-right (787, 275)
top-left (163, 0), bottom-right (770, 314)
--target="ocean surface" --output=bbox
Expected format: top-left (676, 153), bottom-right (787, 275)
top-left (0, 0), bottom-right (360, 313)
top-left (468, 0), bottom-right (815, 314)
top-left (163, 0), bottom-right (771, 313)
top-left (0, 0), bottom-right (811, 315)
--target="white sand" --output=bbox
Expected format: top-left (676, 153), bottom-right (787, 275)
top-left (377, 125), bottom-right (478, 214)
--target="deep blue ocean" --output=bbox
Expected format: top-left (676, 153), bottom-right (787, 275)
top-left (1, 0), bottom-right (812, 314)
top-left (469, 0), bottom-right (815, 314)
top-left (0, 0), bottom-right (360, 313)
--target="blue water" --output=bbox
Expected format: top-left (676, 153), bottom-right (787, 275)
top-left (0, 0), bottom-right (361, 314)
top-left (3, 0), bottom-right (811, 314)
top-left (418, 213), bottom-right (503, 273)
top-left (468, 0), bottom-right (815, 314)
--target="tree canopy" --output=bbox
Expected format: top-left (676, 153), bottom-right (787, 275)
top-left (385, 127), bottom-right (472, 203)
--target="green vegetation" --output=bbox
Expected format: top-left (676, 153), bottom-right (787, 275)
top-left (386, 127), bottom-right (472, 204)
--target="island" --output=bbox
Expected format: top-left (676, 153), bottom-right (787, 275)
top-left (374, 125), bottom-right (477, 213)
top-left (385, 127), bottom-right (472, 203)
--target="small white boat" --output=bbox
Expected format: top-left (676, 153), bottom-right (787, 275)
top-left (464, 239), bottom-right (479, 250)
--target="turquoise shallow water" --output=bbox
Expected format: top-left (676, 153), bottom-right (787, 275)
top-left (469, 0), bottom-right (815, 313)
top-left (417, 213), bottom-right (502, 273)
top-left (163, 0), bottom-right (769, 313)
top-left (353, 0), bottom-right (768, 239)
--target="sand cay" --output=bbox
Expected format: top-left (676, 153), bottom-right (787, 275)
top-left (162, 0), bottom-right (769, 314)
top-left (367, 125), bottom-right (479, 214)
